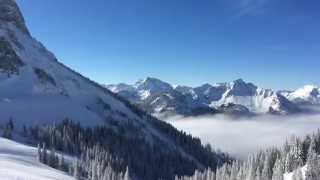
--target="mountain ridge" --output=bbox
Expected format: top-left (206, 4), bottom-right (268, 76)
top-left (107, 77), bottom-right (319, 118)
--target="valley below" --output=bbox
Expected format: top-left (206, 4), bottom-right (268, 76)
top-left (169, 114), bottom-right (320, 159)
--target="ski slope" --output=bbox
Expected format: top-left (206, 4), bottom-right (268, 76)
top-left (0, 137), bottom-right (75, 180)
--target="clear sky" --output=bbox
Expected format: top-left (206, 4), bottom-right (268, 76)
top-left (17, 0), bottom-right (320, 90)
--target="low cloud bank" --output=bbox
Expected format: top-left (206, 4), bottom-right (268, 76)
top-left (168, 114), bottom-right (320, 159)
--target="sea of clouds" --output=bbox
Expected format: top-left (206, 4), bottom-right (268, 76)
top-left (168, 113), bottom-right (320, 159)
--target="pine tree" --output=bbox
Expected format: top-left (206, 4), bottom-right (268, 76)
top-left (58, 155), bottom-right (66, 171)
top-left (73, 160), bottom-right (81, 180)
top-left (7, 117), bottom-right (14, 131)
top-left (261, 156), bottom-right (270, 180)
top-left (49, 148), bottom-right (56, 168)
top-left (2, 118), bottom-right (14, 139)
top-left (91, 160), bottom-right (98, 180)
top-left (305, 150), bottom-right (320, 180)
top-left (37, 144), bottom-right (42, 162)
top-left (255, 167), bottom-right (261, 180)
top-left (229, 163), bottom-right (238, 180)
top-left (124, 166), bottom-right (131, 180)
top-left (272, 158), bottom-right (284, 180)
top-left (307, 138), bottom-right (316, 161)
top-left (42, 143), bottom-right (47, 164)
top-left (292, 169), bottom-right (303, 180)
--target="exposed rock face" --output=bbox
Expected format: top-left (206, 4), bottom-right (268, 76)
top-left (0, 37), bottom-right (24, 75)
top-left (34, 68), bottom-right (56, 86)
top-left (217, 103), bottom-right (250, 115)
top-left (0, 0), bottom-right (30, 35)
top-left (224, 79), bottom-right (254, 96)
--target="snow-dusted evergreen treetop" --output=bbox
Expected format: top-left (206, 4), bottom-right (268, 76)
top-left (107, 78), bottom-right (319, 118)
top-left (175, 130), bottom-right (320, 180)
top-left (0, 0), bottom-right (232, 179)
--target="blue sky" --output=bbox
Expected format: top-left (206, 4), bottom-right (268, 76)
top-left (17, 0), bottom-right (320, 90)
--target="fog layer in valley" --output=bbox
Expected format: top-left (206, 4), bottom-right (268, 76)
top-left (168, 114), bottom-right (320, 159)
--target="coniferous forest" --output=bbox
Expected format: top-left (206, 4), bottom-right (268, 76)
top-left (0, 117), bottom-right (231, 180)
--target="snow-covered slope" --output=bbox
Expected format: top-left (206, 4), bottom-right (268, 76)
top-left (0, 0), bottom-right (144, 127)
top-left (107, 78), bottom-right (301, 117)
top-left (0, 137), bottom-right (75, 180)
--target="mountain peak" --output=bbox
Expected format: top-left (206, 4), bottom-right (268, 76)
top-left (0, 0), bottom-right (30, 35)
top-left (227, 79), bottom-right (257, 96)
top-left (145, 76), bottom-right (163, 83)
top-left (232, 78), bottom-right (246, 84)
top-left (135, 77), bottom-right (173, 93)
top-left (200, 83), bottom-right (213, 88)
top-left (136, 77), bottom-right (159, 84)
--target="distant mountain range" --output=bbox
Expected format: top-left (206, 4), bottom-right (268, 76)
top-left (107, 78), bottom-right (320, 118)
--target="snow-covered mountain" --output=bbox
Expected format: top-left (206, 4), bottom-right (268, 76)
top-left (107, 78), bottom-right (318, 117)
top-left (207, 79), bottom-right (301, 115)
top-left (107, 79), bottom-right (219, 118)
top-left (0, 1), bottom-right (231, 179)
top-left (107, 77), bottom-right (174, 101)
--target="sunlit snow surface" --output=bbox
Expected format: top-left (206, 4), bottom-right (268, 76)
top-left (284, 166), bottom-right (307, 180)
top-left (0, 138), bottom-right (75, 180)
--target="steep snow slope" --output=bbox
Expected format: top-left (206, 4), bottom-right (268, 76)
top-left (0, 0), bottom-right (144, 128)
top-left (0, 137), bottom-right (75, 180)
